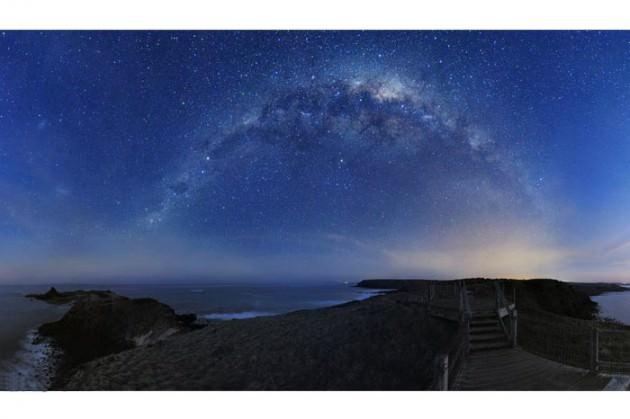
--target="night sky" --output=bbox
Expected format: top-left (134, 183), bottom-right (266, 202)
top-left (2, 31), bottom-right (630, 283)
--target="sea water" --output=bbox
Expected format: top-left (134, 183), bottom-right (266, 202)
top-left (0, 281), bottom-right (383, 390)
top-left (592, 286), bottom-right (630, 325)
top-left (0, 285), bottom-right (69, 390)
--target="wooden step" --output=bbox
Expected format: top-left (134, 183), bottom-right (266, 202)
top-left (472, 310), bottom-right (496, 316)
top-left (471, 317), bottom-right (499, 324)
top-left (470, 340), bottom-right (511, 352)
top-left (470, 312), bottom-right (496, 318)
top-left (472, 317), bottom-right (497, 323)
top-left (470, 319), bottom-right (498, 327)
top-left (470, 333), bottom-right (507, 343)
top-left (453, 347), bottom-right (611, 391)
top-left (470, 325), bottom-right (502, 334)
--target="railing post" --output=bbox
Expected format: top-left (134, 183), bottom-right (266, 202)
top-left (594, 327), bottom-right (599, 372)
top-left (494, 282), bottom-right (499, 312)
top-left (462, 280), bottom-right (471, 318)
top-left (437, 354), bottom-right (449, 390)
top-left (513, 284), bottom-right (517, 306)
top-left (465, 314), bottom-right (471, 355)
top-left (511, 310), bottom-right (518, 348)
top-left (590, 323), bottom-right (599, 372)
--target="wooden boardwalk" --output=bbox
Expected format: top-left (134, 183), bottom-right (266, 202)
top-left (453, 283), bottom-right (623, 390)
top-left (453, 347), bottom-right (613, 390)
top-left (427, 280), bottom-right (630, 390)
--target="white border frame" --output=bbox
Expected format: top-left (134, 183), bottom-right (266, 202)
top-left (0, 0), bottom-right (629, 29)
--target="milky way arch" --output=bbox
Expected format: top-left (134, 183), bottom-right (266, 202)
top-left (146, 76), bottom-right (537, 243)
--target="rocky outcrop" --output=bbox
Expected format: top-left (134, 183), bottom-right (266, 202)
top-left (33, 290), bottom-right (199, 387)
top-left (26, 287), bottom-right (114, 305)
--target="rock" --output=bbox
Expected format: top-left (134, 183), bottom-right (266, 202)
top-left (26, 287), bottom-right (115, 305)
top-left (36, 291), bottom-right (198, 387)
top-left (43, 287), bottom-right (60, 298)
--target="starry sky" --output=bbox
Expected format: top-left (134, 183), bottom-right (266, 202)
top-left (3, 30), bottom-right (630, 283)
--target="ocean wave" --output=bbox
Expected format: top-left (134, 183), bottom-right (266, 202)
top-left (0, 329), bottom-right (55, 391)
top-left (202, 311), bottom-right (276, 320)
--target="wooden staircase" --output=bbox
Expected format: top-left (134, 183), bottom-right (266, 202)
top-left (446, 281), bottom-right (612, 390)
top-left (469, 309), bottom-right (510, 352)
top-left (429, 280), bottom-right (519, 390)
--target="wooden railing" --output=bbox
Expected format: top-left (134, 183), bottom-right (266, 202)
top-left (519, 306), bottom-right (630, 373)
top-left (593, 325), bottom-right (630, 373)
top-left (429, 280), bottom-right (471, 390)
top-left (428, 280), bottom-right (630, 389)
top-left (494, 281), bottom-right (518, 347)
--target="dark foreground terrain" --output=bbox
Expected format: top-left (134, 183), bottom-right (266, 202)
top-left (65, 292), bottom-right (455, 390)
top-left (29, 288), bottom-right (456, 390)
top-left (28, 278), bottom-right (614, 390)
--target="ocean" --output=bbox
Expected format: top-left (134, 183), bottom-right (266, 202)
top-left (0, 281), bottom-right (383, 390)
top-left (592, 286), bottom-right (630, 325)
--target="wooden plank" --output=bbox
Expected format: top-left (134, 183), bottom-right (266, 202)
top-left (453, 347), bottom-right (611, 390)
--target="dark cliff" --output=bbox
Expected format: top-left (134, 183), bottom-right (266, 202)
top-left (32, 289), bottom-right (198, 387)
top-left (357, 278), bottom-right (599, 319)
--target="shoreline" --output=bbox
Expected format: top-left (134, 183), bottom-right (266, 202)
top-left (0, 290), bottom-right (70, 391)
top-left (0, 329), bottom-right (58, 391)
top-left (592, 291), bottom-right (630, 326)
